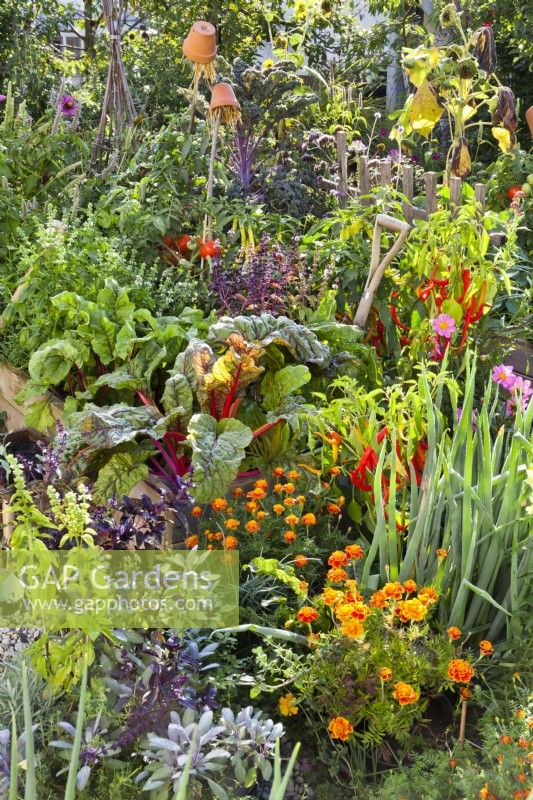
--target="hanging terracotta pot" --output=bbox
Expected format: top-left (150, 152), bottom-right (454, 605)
top-left (210, 82), bottom-right (240, 112)
top-left (526, 106), bottom-right (533, 139)
top-left (182, 20), bottom-right (217, 64)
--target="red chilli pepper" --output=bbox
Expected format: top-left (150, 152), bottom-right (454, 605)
top-left (455, 269), bottom-right (471, 305)
top-left (390, 305), bottom-right (410, 331)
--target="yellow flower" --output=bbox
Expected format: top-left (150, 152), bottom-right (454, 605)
top-left (245, 520), bottom-right (260, 533)
top-left (287, 470), bottom-right (300, 480)
top-left (225, 518), bottom-right (240, 531)
top-left (223, 535), bottom-right (238, 550)
top-left (279, 692), bottom-right (298, 716)
top-left (284, 497), bottom-right (297, 507)
top-left (246, 501), bottom-right (259, 513)
top-left (254, 478), bottom-right (268, 490)
top-left (273, 467), bottom-right (285, 477)
top-left (284, 514), bottom-right (299, 526)
top-left (191, 506), bottom-right (202, 517)
top-left (340, 618), bottom-right (364, 638)
top-left (379, 667), bottom-right (393, 681)
top-left (273, 504), bottom-right (285, 515)
top-left (283, 482), bottom-right (295, 494)
top-left (256, 511), bottom-right (268, 520)
top-left (247, 487), bottom-right (266, 500)
top-left (301, 513), bottom-right (316, 526)
top-left (263, 59), bottom-right (275, 70)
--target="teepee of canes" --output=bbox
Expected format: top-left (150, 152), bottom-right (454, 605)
top-left (92, 0), bottom-right (136, 166)
top-left (183, 20), bottom-right (217, 133)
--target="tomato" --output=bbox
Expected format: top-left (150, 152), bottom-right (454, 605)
top-left (176, 234), bottom-right (192, 256)
top-left (198, 239), bottom-right (221, 259)
top-left (527, 174), bottom-right (533, 186)
top-left (507, 185), bottom-right (523, 200)
top-left (162, 235), bottom-right (175, 248)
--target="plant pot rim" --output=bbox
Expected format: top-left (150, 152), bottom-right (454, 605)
top-left (182, 20), bottom-right (217, 64)
top-left (210, 82), bottom-right (240, 111)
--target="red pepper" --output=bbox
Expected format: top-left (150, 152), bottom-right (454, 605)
top-left (458, 300), bottom-right (475, 351)
top-left (455, 269), bottom-right (471, 305)
top-left (390, 305), bottom-right (410, 331)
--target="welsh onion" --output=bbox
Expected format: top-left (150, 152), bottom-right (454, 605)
top-left (364, 357), bottom-right (533, 643)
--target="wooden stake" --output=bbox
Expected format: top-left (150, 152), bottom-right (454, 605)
top-left (336, 129), bottom-right (348, 208)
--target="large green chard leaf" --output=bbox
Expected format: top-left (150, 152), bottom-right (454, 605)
top-left (67, 403), bottom-right (167, 449)
top-left (51, 291), bottom-right (92, 325)
top-left (90, 315), bottom-right (119, 365)
top-left (24, 398), bottom-right (56, 432)
top-left (131, 340), bottom-right (167, 382)
top-left (93, 441), bottom-right (155, 502)
top-left (188, 414), bottom-right (253, 502)
top-left (308, 321), bottom-right (363, 355)
top-left (161, 373), bottom-right (193, 424)
top-left (97, 279), bottom-right (135, 324)
top-left (261, 364), bottom-right (311, 413)
top-left (208, 314), bottom-right (330, 366)
top-left (28, 338), bottom-right (89, 386)
top-left (82, 370), bottom-right (141, 397)
top-left (172, 340), bottom-right (215, 391)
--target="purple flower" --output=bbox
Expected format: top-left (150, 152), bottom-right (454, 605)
top-left (411, 154), bottom-right (420, 164)
top-left (59, 94), bottom-right (78, 117)
top-left (379, 127), bottom-right (389, 137)
top-left (431, 151), bottom-right (442, 161)
top-left (388, 148), bottom-right (400, 160)
top-left (0, 95), bottom-right (6, 103)
top-left (431, 313), bottom-right (457, 339)
top-left (492, 364), bottom-right (515, 390)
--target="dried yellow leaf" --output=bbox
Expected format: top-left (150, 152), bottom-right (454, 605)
top-left (408, 81), bottom-right (443, 137)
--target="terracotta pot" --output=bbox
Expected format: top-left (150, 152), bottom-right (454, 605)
top-left (182, 20), bottom-right (217, 64)
top-left (526, 106), bottom-right (533, 139)
top-left (210, 82), bottom-right (240, 111)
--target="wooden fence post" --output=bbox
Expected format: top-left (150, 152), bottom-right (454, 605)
top-left (402, 164), bottom-right (414, 224)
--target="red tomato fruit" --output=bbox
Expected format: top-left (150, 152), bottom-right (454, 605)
top-left (176, 234), bottom-right (192, 256)
top-left (507, 185), bottom-right (523, 201)
top-left (198, 239), bottom-right (221, 259)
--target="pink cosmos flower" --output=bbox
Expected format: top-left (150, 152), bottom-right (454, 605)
top-left (491, 364), bottom-right (515, 390)
top-left (431, 314), bottom-right (457, 340)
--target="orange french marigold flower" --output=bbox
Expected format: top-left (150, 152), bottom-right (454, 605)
top-left (245, 520), bottom-right (260, 533)
top-left (274, 483), bottom-right (284, 493)
top-left (302, 513), bottom-right (316, 526)
top-left (284, 514), bottom-right (299, 527)
top-left (328, 716), bottom-right (353, 742)
top-left (327, 567), bottom-right (349, 583)
top-left (322, 482), bottom-right (331, 491)
top-left (517, 737), bottom-right (529, 747)
top-left (327, 502), bottom-right (341, 515)
top-left (448, 659), bottom-right (475, 683)
top-left (296, 495), bottom-right (306, 504)
top-left (214, 532), bottom-right (223, 541)
top-left (232, 486), bottom-right (244, 498)
top-left (247, 487), bottom-right (267, 501)
top-left (383, 581), bottom-right (404, 601)
top-left (256, 510), bottom-right (268, 520)
top-left (254, 478), bottom-right (268, 489)
top-left (185, 535), bottom-right (199, 548)
top-left (321, 587), bottom-right (344, 606)
top-left (246, 501), bottom-right (259, 513)
top-left (447, 626), bottom-right (462, 640)
top-left (278, 692), bottom-right (298, 717)
top-left (403, 579), bottom-right (417, 594)
top-left (392, 682), bottom-right (420, 706)
top-left (436, 548), bottom-right (449, 558)
top-left (379, 667), bottom-right (393, 681)
top-left (340, 619), bottom-right (364, 638)
top-left (287, 470), bottom-right (300, 480)
top-left (283, 483), bottom-right (296, 494)
top-left (294, 554), bottom-right (309, 568)
top-left (515, 709), bottom-right (526, 719)
top-left (335, 602), bottom-right (370, 622)
top-left (273, 467), bottom-right (285, 477)
top-left (328, 550), bottom-right (349, 568)
top-left (418, 586), bottom-right (438, 605)
top-left (299, 580), bottom-right (308, 591)
top-left (297, 606), bottom-right (319, 624)
top-left (395, 598), bottom-right (428, 622)
top-left (479, 640), bottom-right (494, 656)
top-left (191, 506), bottom-right (202, 517)
top-left (369, 590), bottom-right (388, 609)
top-left (206, 544), bottom-right (215, 550)
top-left (345, 544), bottom-right (364, 560)
top-left (479, 786), bottom-right (490, 800)
top-left (225, 518), bottom-right (240, 531)
top-left (273, 504), bottom-right (285, 515)
top-left (212, 498), bottom-right (228, 512)
top-left (284, 497), bottom-right (297, 507)
top-left (449, 758), bottom-right (458, 769)
top-left (223, 535), bottom-right (239, 550)
top-left (284, 530), bottom-right (297, 543)
top-left (460, 687), bottom-right (472, 700)
top-left (500, 735), bottom-right (512, 745)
